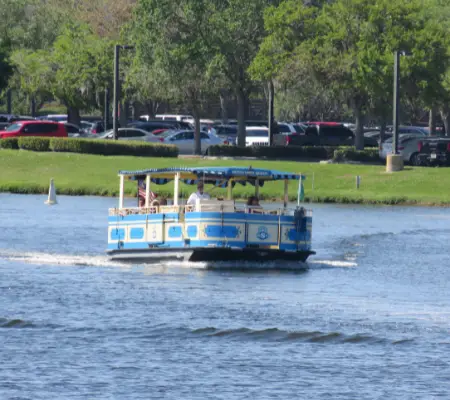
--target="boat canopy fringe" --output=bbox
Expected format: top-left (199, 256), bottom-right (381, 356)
top-left (118, 167), bottom-right (305, 187)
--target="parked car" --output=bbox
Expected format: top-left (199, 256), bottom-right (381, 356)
top-left (150, 114), bottom-right (194, 124)
top-left (417, 137), bottom-right (450, 166)
top-left (79, 120), bottom-right (105, 135)
top-left (128, 120), bottom-right (191, 133)
top-left (386, 125), bottom-right (429, 136)
top-left (244, 127), bottom-right (269, 146)
top-left (210, 124), bottom-right (238, 144)
top-left (379, 134), bottom-right (425, 165)
top-left (278, 122), bottom-right (305, 134)
top-left (272, 123), bottom-right (354, 147)
top-left (160, 130), bottom-right (223, 154)
top-left (0, 121), bottom-right (67, 139)
top-left (37, 114), bottom-right (68, 122)
top-left (63, 122), bottom-right (82, 136)
top-left (98, 128), bottom-right (160, 143)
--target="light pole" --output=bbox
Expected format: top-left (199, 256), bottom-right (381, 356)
top-left (387, 50), bottom-right (410, 172)
top-left (392, 50), bottom-right (400, 155)
top-left (268, 80), bottom-right (275, 146)
top-left (113, 45), bottom-right (134, 140)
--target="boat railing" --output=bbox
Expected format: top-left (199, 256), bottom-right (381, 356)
top-left (109, 205), bottom-right (312, 217)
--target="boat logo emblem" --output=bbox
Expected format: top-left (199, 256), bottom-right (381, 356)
top-left (152, 229), bottom-right (157, 239)
top-left (256, 226), bottom-right (270, 240)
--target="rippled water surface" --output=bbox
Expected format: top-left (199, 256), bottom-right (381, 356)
top-left (1, 194), bottom-right (450, 399)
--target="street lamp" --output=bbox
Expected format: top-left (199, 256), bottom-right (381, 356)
top-left (392, 50), bottom-right (400, 155)
top-left (392, 50), bottom-right (411, 155)
top-left (113, 45), bottom-right (135, 140)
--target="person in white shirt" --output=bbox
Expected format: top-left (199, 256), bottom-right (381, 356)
top-left (187, 182), bottom-right (210, 205)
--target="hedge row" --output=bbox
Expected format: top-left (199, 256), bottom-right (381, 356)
top-left (207, 144), bottom-right (380, 162)
top-left (207, 145), bottom-right (336, 159)
top-left (0, 137), bottom-right (178, 157)
top-left (333, 148), bottom-right (381, 163)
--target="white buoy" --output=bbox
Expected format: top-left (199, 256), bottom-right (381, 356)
top-left (45, 178), bottom-right (57, 205)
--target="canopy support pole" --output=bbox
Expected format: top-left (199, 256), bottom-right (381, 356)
top-left (255, 179), bottom-right (259, 198)
top-left (119, 175), bottom-right (124, 209)
top-left (174, 172), bottom-right (180, 205)
top-left (145, 174), bottom-right (151, 207)
top-left (283, 179), bottom-right (289, 208)
top-left (227, 179), bottom-right (233, 200)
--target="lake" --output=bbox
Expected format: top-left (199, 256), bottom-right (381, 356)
top-left (1, 194), bottom-right (449, 399)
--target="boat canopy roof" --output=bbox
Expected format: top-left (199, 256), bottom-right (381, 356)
top-left (119, 167), bottom-right (304, 186)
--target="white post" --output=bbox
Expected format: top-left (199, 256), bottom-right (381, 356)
top-left (356, 175), bottom-right (361, 189)
top-left (145, 174), bottom-right (151, 207)
top-left (312, 172), bottom-right (315, 191)
top-left (119, 175), bottom-right (124, 208)
top-left (283, 179), bottom-right (289, 208)
top-left (174, 172), bottom-right (180, 205)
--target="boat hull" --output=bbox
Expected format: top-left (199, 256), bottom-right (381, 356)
top-left (107, 247), bottom-right (315, 264)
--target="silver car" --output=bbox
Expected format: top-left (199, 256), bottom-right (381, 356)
top-left (379, 134), bottom-right (423, 165)
top-left (98, 128), bottom-right (160, 143)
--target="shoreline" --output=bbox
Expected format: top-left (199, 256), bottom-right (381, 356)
top-left (2, 187), bottom-right (449, 207)
top-left (2, 149), bottom-right (450, 207)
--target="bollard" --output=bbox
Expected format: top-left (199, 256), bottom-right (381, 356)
top-left (45, 178), bottom-right (58, 205)
top-left (356, 175), bottom-right (360, 189)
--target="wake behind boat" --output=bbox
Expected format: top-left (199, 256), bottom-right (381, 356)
top-left (107, 166), bottom-right (315, 265)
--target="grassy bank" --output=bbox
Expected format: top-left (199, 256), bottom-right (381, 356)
top-left (1, 149), bottom-right (450, 205)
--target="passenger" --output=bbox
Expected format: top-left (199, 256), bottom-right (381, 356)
top-left (138, 197), bottom-right (145, 207)
top-left (159, 198), bottom-right (168, 206)
top-left (247, 196), bottom-right (262, 212)
top-left (187, 182), bottom-right (210, 205)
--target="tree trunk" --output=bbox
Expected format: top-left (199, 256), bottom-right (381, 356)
top-left (440, 106), bottom-right (450, 136)
top-left (6, 89), bottom-right (12, 114)
top-left (119, 101), bottom-right (127, 128)
top-left (30, 96), bottom-right (36, 117)
top-left (428, 107), bottom-right (436, 136)
top-left (379, 118), bottom-right (387, 150)
top-left (354, 105), bottom-right (364, 150)
top-left (145, 101), bottom-right (156, 120)
top-left (236, 87), bottom-right (246, 147)
top-left (67, 106), bottom-right (81, 126)
top-left (193, 108), bottom-right (201, 155)
top-left (219, 90), bottom-right (228, 124)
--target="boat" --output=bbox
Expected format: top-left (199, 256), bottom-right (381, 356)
top-left (107, 167), bottom-right (315, 265)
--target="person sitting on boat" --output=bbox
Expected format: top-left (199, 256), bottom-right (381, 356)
top-left (187, 182), bottom-right (210, 205)
top-left (246, 195), bottom-right (262, 211)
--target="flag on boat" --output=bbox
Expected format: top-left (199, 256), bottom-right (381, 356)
top-left (137, 180), bottom-right (157, 202)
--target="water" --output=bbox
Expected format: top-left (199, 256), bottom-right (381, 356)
top-left (1, 194), bottom-right (450, 400)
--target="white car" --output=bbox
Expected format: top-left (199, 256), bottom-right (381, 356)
top-left (379, 134), bottom-right (424, 165)
top-left (245, 126), bottom-right (269, 146)
top-left (161, 130), bottom-right (223, 154)
top-left (98, 128), bottom-right (160, 143)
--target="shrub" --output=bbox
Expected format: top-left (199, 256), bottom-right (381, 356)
top-left (18, 137), bottom-right (51, 152)
top-left (207, 145), bottom-right (335, 160)
top-left (50, 138), bottom-right (178, 158)
top-left (333, 147), bottom-right (381, 163)
top-left (0, 137), bottom-right (19, 149)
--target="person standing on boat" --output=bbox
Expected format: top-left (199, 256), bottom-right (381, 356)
top-left (187, 182), bottom-right (210, 205)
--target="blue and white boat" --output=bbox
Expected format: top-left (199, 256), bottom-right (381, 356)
top-left (107, 167), bottom-right (315, 264)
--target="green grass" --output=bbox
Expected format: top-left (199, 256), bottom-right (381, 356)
top-left (1, 149), bottom-right (450, 205)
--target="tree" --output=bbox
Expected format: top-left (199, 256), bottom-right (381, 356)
top-left (131, 0), bottom-right (214, 154)
top-left (204, 0), bottom-right (277, 147)
top-left (0, 47), bottom-right (12, 94)
top-left (253, 0), bottom-right (450, 149)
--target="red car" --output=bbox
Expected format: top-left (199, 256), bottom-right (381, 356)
top-left (0, 121), bottom-right (68, 139)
